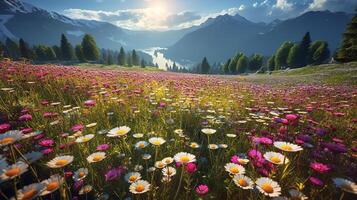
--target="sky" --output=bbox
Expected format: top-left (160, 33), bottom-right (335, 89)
top-left (23, 0), bottom-right (357, 30)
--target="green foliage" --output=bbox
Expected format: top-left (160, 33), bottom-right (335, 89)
top-left (336, 10), bottom-right (357, 62)
top-left (0, 41), bottom-right (4, 59)
top-left (268, 55), bottom-right (275, 71)
top-left (131, 50), bottom-right (140, 66)
top-left (5, 38), bottom-right (20, 59)
top-left (229, 52), bottom-right (243, 74)
top-left (127, 53), bottom-right (132, 67)
top-left (201, 57), bottom-right (210, 74)
top-left (223, 59), bottom-right (231, 74)
top-left (299, 32), bottom-right (312, 66)
top-left (275, 42), bottom-right (293, 70)
top-left (118, 47), bottom-right (126, 66)
top-left (287, 44), bottom-right (301, 68)
top-left (52, 45), bottom-right (62, 60)
top-left (19, 38), bottom-right (31, 59)
top-left (34, 45), bottom-right (56, 61)
top-left (141, 59), bottom-right (146, 68)
top-left (81, 34), bottom-right (100, 61)
top-left (248, 54), bottom-right (263, 72)
top-left (312, 42), bottom-right (330, 65)
top-left (60, 34), bottom-right (75, 60)
top-left (236, 55), bottom-right (248, 74)
top-left (75, 45), bottom-right (85, 62)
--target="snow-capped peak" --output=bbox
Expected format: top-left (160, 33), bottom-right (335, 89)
top-left (1, 0), bottom-right (39, 14)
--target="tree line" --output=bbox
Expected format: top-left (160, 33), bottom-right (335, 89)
top-left (0, 34), bottom-right (155, 68)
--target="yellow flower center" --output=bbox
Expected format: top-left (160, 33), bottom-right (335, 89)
top-left (21, 189), bottom-right (38, 200)
top-left (164, 159), bottom-right (171, 164)
top-left (129, 176), bottom-right (137, 182)
top-left (180, 156), bottom-right (190, 163)
top-left (152, 140), bottom-right (161, 145)
top-left (281, 144), bottom-right (292, 151)
top-left (230, 167), bottom-right (239, 174)
top-left (261, 183), bottom-right (274, 193)
top-left (270, 156), bottom-right (281, 164)
top-left (157, 163), bottom-right (164, 168)
top-left (0, 137), bottom-right (14, 145)
top-left (79, 172), bottom-right (85, 178)
top-left (5, 167), bottom-right (21, 177)
top-left (116, 129), bottom-right (126, 136)
top-left (238, 179), bottom-right (248, 187)
top-left (93, 155), bottom-right (103, 162)
top-left (139, 143), bottom-right (145, 148)
top-left (46, 181), bottom-right (59, 191)
top-left (55, 159), bottom-right (68, 166)
top-left (135, 184), bottom-right (145, 192)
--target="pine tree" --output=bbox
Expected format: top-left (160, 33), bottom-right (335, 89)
top-left (107, 50), bottom-right (113, 65)
top-left (299, 32), bottom-right (312, 66)
top-left (172, 62), bottom-right (178, 71)
top-left (52, 45), bottom-right (61, 60)
top-left (75, 45), bottom-right (85, 62)
top-left (19, 38), bottom-right (30, 59)
top-left (5, 38), bottom-right (20, 59)
top-left (127, 54), bottom-right (132, 67)
top-left (81, 34), bottom-right (99, 61)
top-left (60, 34), bottom-right (74, 60)
top-left (248, 54), bottom-right (263, 72)
top-left (287, 44), bottom-right (300, 68)
top-left (201, 57), bottom-right (210, 74)
top-left (45, 47), bottom-right (56, 60)
top-left (236, 55), bottom-right (248, 74)
top-left (312, 42), bottom-right (330, 65)
top-left (275, 42), bottom-right (293, 70)
top-left (131, 50), bottom-right (140, 66)
top-left (223, 59), bottom-right (231, 74)
top-left (141, 59), bottom-right (146, 68)
top-left (118, 47), bottom-right (126, 66)
top-left (336, 9), bottom-right (357, 62)
top-left (267, 55), bottom-right (275, 71)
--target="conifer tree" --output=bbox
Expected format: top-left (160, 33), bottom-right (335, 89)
top-left (81, 34), bottom-right (99, 61)
top-left (19, 38), bottom-right (31, 59)
top-left (118, 47), bottom-right (126, 66)
top-left (275, 42), bottom-right (293, 70)
top-left (131, 50), bottom-right (140, 66)
top-left (60, 34), bottom-right (74, 60)
top-left (336, 9), bottom-right (357, 62)
top-left (75, 45), bottom-right (85, 62)
top-left (236, 55), bottom-right (248, 74)
top-left (201, 57), bottom-right (210, 74)
top-left (267, 55), bottom-right (275, 71)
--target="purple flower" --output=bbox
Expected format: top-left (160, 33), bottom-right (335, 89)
top-left (322, 142), bottom-right (347, 153)
top-left (195, 184), bottom-right (209, 196)
top-left (73, 180), bottom-right (84, 190)
top-left (286, 114), bottom-right (298, 121)
top-left (97, 144), bottom-right (110, 151)
top-left (0, 123), bottom-right (11, 133)
top-left (310, 162), bottom-right (330, 174)
top-left (19, 114), bottom-right (32, 121)
top-left (252, 137), bottom-right (272, 145)
top-left (105, 166), bottom-right (125, 181)
top-left (41, 148), bottom-right (54, 154)
top-left (248, 149), bottom-right (262, 160)
top-left (309, 177), bottom-right (324, 186)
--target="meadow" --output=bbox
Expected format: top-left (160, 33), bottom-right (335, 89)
top-left (0, 60), bottom-right (356, 200)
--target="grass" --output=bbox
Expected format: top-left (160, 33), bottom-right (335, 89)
top-left (76, 63), bottom-right (163, 72)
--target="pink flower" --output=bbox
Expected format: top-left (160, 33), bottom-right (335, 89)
top-left (286, 114), bottom-right (298, 121)
top-left (252, 137), bottom-right (272, 145)
top-left (41, 148), bottom-right (54, 154)
top-left (185, 162), bottom-right (197, 174)
top-left (230, 155), bottom-right (239, 164)
top-left (0, 123), bottom-right (11, 133)
top-left (195, 184), bottom-right (209, 196)
top-left (84, 100), bottom-right (96, 107)
top-left (309, 177), bottom-right (324, 186)
top-left (310, 162), bottom-right (330, 174)
top-left (21, 127), bottom-right (33, 134)
top-left (39, 139), bottom-right (55, 147)
top-left (18, 114), bottom-right (32, 121)
top-left (97, 144), bottom-right (110, 151)
top-left (71, 124), bottom-right (84, 132)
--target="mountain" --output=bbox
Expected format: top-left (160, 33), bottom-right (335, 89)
top-left (165, 11), bottom-right (352, 63)
top-left (0, 0), bottom-right (190, 50)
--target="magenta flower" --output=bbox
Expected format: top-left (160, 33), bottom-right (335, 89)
top-left (252, 137), bottom-right (272, 145)
top-left (105, 166), bottom-right (125, 181)
top-left (84, 100), bottom-right (96, 107)
top-left (71, 124), bottom-right (84, 132)
top-left (0, 123), bottom-right (11, 133)
top-left (21, 127), bottom-right (33, 134)
top-left (309, 177), bottom-right (324, 186)
top-left (18, 114), bottom-right (32, 121)
top-left (286, 114), bottom-right (298, 121)
top-left (248, 149), bottom-right (262, 160)
top-left (310, 162), bottom-right (331, 174)
top-left (185, 162), bottom-right (197, 174)
top-left (41, 148), bottom-right (54, 154)
top-left (230, 155), bottom-right (239, 164)
top-left (39, 139), bottom-right (55, 147)
top-left (195, 184), bottom-right (209, 196)
top-left (97, 144), bottom-right (110, 151)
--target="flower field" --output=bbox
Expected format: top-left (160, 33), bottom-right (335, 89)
top-left (0, 61), bottom-right (356, 200)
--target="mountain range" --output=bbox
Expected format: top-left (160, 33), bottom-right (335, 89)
top-left (0, 0), bottom-right (353, 64)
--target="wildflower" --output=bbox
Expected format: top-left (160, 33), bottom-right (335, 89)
top-left (174, 152), bottom-right (196, 164)
top-left (189, 142), bottom-right (200, 149)
top-left (133, 133), bottom-right (144, 138)
top-left (105, 166), bottom-right (125, 181)
top-left (47, 156), bottom-right (74, 168)
top-left (195, 184), bottom-right (209, 196)
top-left (13, 183), bottom-right (44, 200)
top-left (226, 134), bottom-right (236, 138)
top-left (135, 141), bottom-right (148, 149)
top-left (155, 161), bottom-right (166, 169)
top-left (309, 177), bottom-right (324, 186)
top-left (129, 180), bottom-right (151, 194)
top-left (125, 172), bottom-right (141, 183)
top-left (256, 177), bottom-right (281, 197)
top-left (310, 162), bottom-right (330, 173)
top-left (84, 100), bottom-right (96, 107)
top-left (107, 126), bottom-right (131, 137)
top-left (19, 114), bottom-right (32, 121)
top-left (201, 128), bottom-right (216, 135)
top-left (73, 168), bottom-right (88, 181)
top-left (162, 167), bottom-right (177, 177)
top-left (149, 137), bottom-right (166, 146)
top-left (253, 137), bottom-right (273, 145)
top-left (142, 154), bottom-right (152, 160)
top-left (333, 178), bottom-right (357, 194)
top-left (75, 134), bottom-right (94, 143)
top-left (208, 144), bottom-right (219, 150)
top-left (224, 163), bottom-right (245, 175)
top-left (274, 141), bottom-right (303, 152)
top-left (87, 152), bottom-right (106, 163)
top-left (233, 174), bottom-right (254, 189)
top-left (264, 152), bottom-right (289, 165)
top-left (162, 157), bottom-right (174, 165)
top-left (40, 174), bottom-right (63, 196)
top-left (185, 162), bottom-right (197, 173)
top-left (0, 161), bottom-right (28, 183)
top-left (0, 123), bottom-right (11, 134)
top-left (0, 131), bottom-right (24, 147)
top-left (39, 139), bottom-right (55, 147)
top-left (79, 185), bottom-right (93, 195)
top-left (71, 124), bottom-right (84, 132)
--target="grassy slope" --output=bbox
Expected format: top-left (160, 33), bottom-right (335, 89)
top-left (76, 63), bottom-right (163, 72)
top-left (244, 62), bottom-right (357, 85)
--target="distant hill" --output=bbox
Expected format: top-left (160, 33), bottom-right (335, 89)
top-left (165, 11), bottom-right (352, 63)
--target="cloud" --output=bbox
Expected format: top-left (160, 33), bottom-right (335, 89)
top-left (305, 0), bottom-right (357, 13)
top-left (164, 12), bottom-right (201, 26)
top-left (239, 5), bottom-right (246, 11)
top-left (273, 0), bottom-right (293, 11)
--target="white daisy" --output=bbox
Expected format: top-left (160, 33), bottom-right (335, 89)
top-left (173, 152), bottom-right (196, 164)
top-left (274, 141), bottom-right (303, 152)
top-left (0, 161), bottom-right (28, 183)
top-left (46, 156), bottom-right (74, 168)
top-left (73, 168), bottom-right (88, 181)
top-left (333, 178), bottom-right (357, 194)
top-left (224, 163), bottom-right (245, 175)
top-left (189, 142), bottom-right (200, 149)
top-left (162, 167), bottom-right (176, 177)
top-left (149, 137), bottom-right (166, 146)
top-left (201, 128), bottom-right (216, 135)
top-left (135, 141), bottom-right (148, 149)
top-left (107, 126), bottom-right (131, 137)
top-left (264, 152), bottom-right (289, 165)
top-left (233, 174), bottom-right (254, 189)
top-left (155, 161), bottom-right (166, 169)
top-left (87, 152), bottom-right (106, 163)
top-left (129, 180), bottom-right (151, 194)
top-left (0, 131), bottom-right (24, 147)
top-left (256, 177), bottom-right (281, 197)
top-left (75, 134), bottom-right (94, 143)
top-left (13, 183), bottom-right (44, 200)
top-left (125, 172), bottom-right (142, 183)
top-left (40, 174), bottom-right (63, 196)
top-left (162, 157), bottom-right (174, 165)
top-left (79, 185), bottom-right (93, 195)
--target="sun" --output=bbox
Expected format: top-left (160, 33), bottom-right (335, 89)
top-left (146, 0), bottom-right (170, 17)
